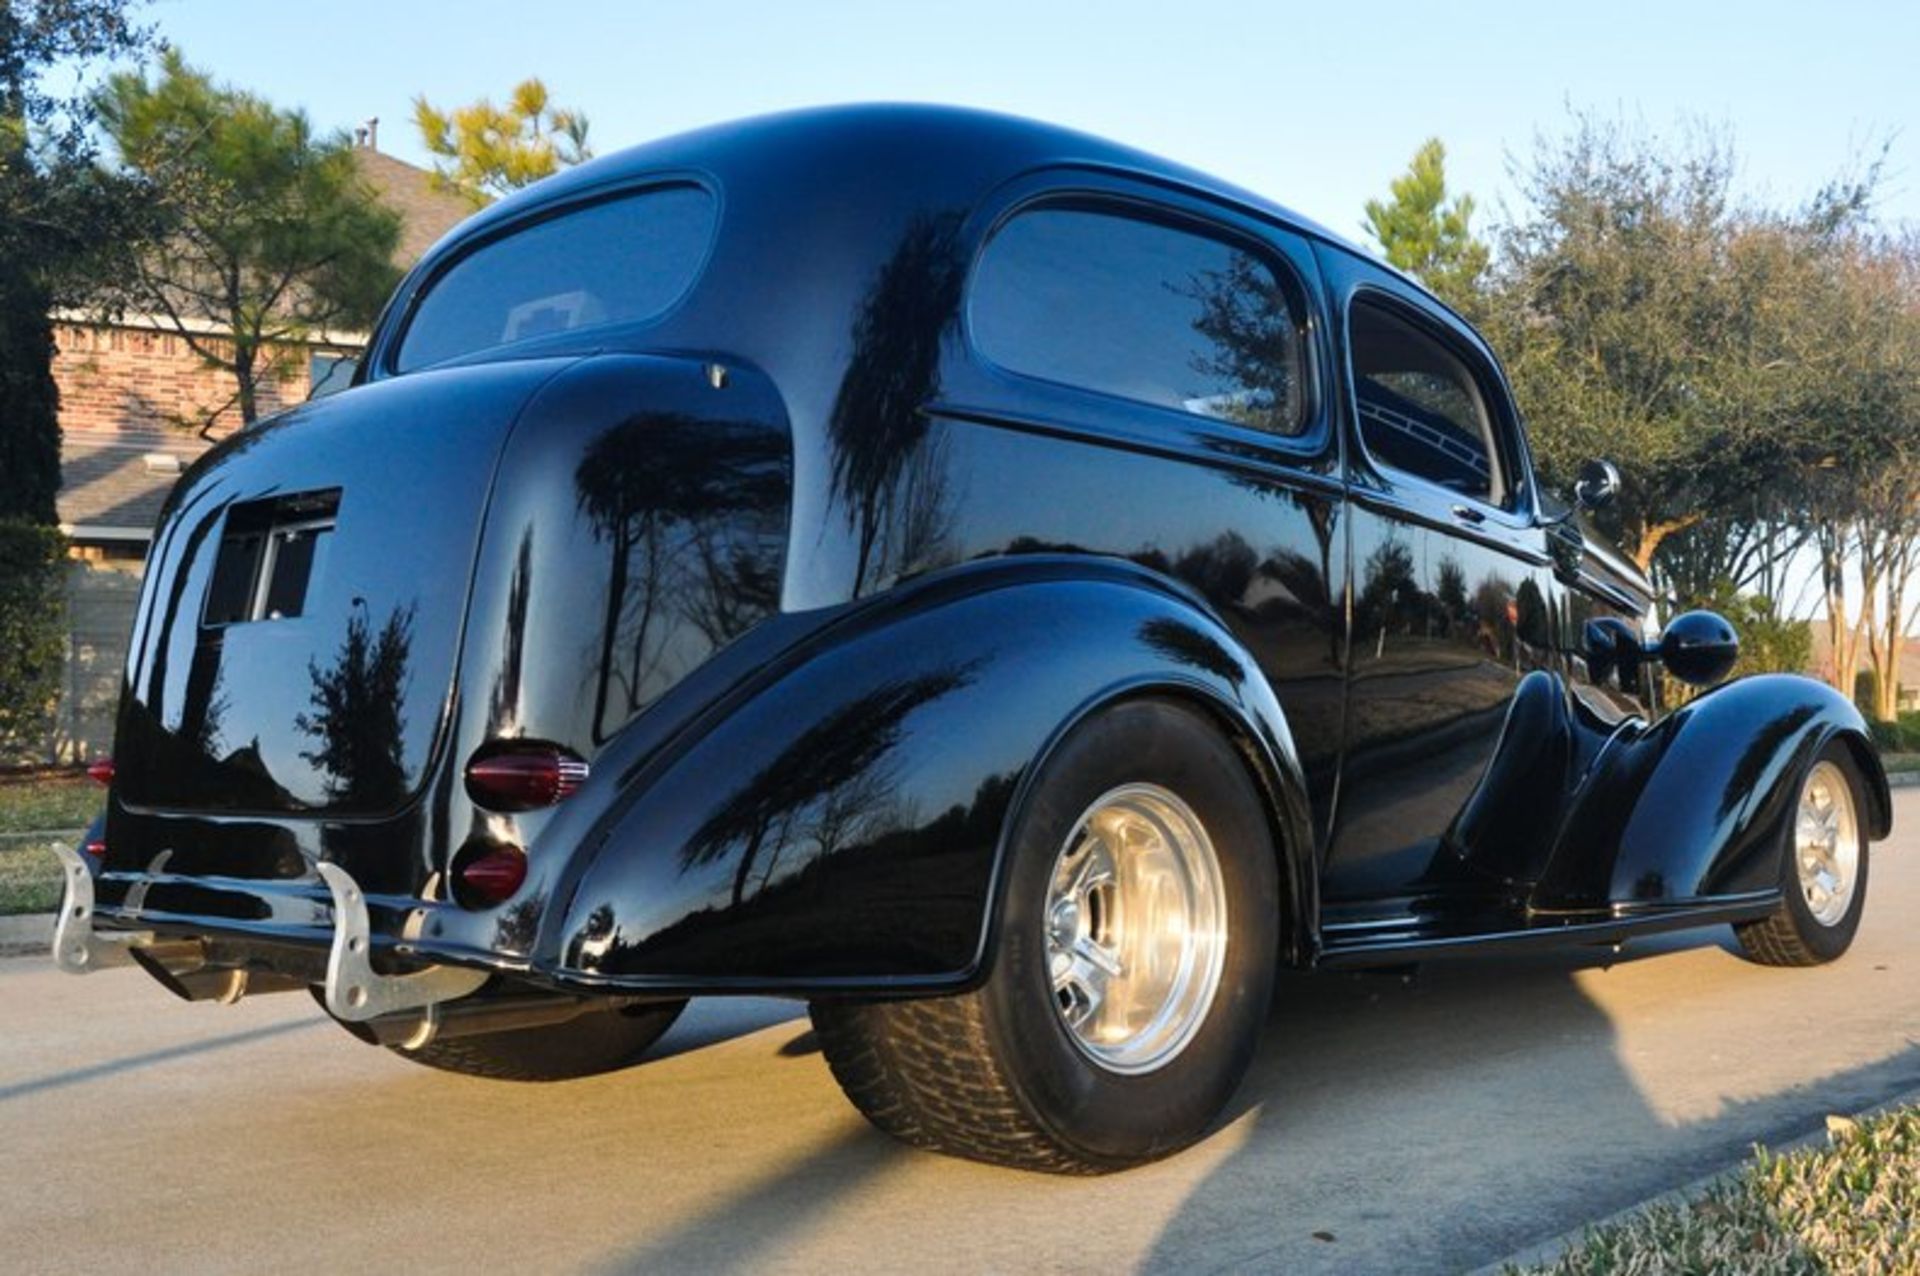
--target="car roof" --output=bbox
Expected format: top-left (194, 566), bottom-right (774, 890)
top-left (416, 102), bottom-right (1415, 290)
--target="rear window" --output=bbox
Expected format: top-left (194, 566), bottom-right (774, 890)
top-left (394, 185), bottom-right (715, 372)
top-left (969, 205), bottom-right (1309, 435)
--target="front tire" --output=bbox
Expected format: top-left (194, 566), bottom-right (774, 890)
top-left (1735, 741), bottom-right (1870, 967)
top-left (811, 698), bottom-right (1280, 1173)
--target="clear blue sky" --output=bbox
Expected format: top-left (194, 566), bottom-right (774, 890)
top-left (126, 0), bottom-right (1918, 241)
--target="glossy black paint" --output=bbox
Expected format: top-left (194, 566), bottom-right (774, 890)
top-left (93, 105), bottom-right (1889, 996)
top-left (1654, 609), bottom-right (1742, 687)
top-left (542, 559), bottom-right (1313, 990)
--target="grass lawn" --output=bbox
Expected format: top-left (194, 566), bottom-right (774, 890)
top-left (1516, 1105), bottom-right (1918, 1274)
top-left (0, 772), bottom-right (99, 916)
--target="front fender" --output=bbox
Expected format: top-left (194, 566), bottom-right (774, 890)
top-left (1534, 673), bottom-right (1890, 912)
top-left (530, 558), bottom-right (1312, 993)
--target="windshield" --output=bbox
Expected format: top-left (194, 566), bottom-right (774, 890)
top-left (393, 184), bottom-right (716, 372)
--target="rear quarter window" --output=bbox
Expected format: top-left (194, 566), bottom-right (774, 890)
top-left (394, 184), bottom-right (716, 372)
top-left (968, 204), bottom-right (1310, 436)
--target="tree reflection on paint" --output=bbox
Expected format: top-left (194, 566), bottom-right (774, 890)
top-left (295, 603), bottom-right (414, 808)
top-left (679, 664), bottom-right (978, 909)
top-left (827, 211), bottom-right (966, 591)
top-left (575, 413), bottom-right (787, 743)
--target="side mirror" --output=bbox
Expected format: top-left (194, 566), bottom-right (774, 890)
top-left (1583, 616), bottom-right (1646, 688)
top-left (1574, 459), bottom-right (1620, 512)
top-left (1650, 610), bottom-right (1740, 687)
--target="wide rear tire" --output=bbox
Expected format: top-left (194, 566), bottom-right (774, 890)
top-left (811, 698), bottom-right (1280, 1173)
top-left (390, 999), bottom-right (687, 1081)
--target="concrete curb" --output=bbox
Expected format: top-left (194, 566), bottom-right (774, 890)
top-left (0, 912), bottom-right (52, 958)
top-left (1888, 770), bottom-right (1920, 788)
top-left (1470, 1085), bottom-right (1920, 1274)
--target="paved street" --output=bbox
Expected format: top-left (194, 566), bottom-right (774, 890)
top-left (3, 789), bottom-right (1917, 1275)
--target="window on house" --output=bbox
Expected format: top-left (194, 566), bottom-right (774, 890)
top-left (969, 205), bottom-right (1310, 435)
top-left (1348, 297), bottom-right (1505, 505)
top-left (308, 352), bottom-right (358, 399)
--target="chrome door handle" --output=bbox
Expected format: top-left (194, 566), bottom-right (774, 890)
top-left (1450, 504), bottom-right (1486, 525)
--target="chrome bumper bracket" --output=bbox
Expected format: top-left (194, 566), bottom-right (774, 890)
top-left (316, 863), bottom-right (487, 1022)
top-left (50, 842), bottom-right (152, 973)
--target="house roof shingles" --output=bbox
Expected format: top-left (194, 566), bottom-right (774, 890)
top-left (351, 147), bottom-right (474, 266)
top-left (58, 429), bottom-right (205, 537)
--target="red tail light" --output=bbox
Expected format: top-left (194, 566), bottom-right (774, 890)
top-left (464, 745), bottom-right (588, 812)
top-left (86, 758), bottom-right (114, 787)
top-left (83, 838), bottom-right (107, 858)
top-left (455, 844), bottom-right (527, 907)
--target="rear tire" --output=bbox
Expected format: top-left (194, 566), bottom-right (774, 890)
top-left (1735, 741), bottom-right (1870, 967)
top-left (391, 999), bottom-right (687, 1081)
top-left (811, 698), bottom-right (1280, 1173)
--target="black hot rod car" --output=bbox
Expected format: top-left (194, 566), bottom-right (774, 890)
top-left (58, 105), bottom-right (1889, 1173)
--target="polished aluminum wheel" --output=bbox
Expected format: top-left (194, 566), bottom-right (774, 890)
top-left (1795, 760), bottom-right (1859, 927)
top-left (1044, 783), bottom-right (1228, 1075)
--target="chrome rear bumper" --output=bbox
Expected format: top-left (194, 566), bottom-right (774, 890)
top-left (53, 847), bottom-right (487, 1022)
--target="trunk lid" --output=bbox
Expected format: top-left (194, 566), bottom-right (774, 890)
top-left (115, 358), bottom-right (578, 818)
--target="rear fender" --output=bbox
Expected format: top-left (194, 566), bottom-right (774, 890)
top-left (1532, 674), bottom-right (1890, 912)
top-left (530, 558), bottom-right (1314, 993)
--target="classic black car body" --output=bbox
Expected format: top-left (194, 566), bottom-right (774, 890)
top-left (84, 105), bottom-right (1888, 1017)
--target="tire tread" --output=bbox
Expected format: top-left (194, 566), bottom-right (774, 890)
top-left (810, 997), bottom-right (1112, 1175)
top-left (1733, 907), bottom-right (1824, 967)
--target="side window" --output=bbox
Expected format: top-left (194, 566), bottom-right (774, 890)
top-left (970, 205), bottom-right (1311, 436)
top-left (1348, 297), bottom-right (1507, 506)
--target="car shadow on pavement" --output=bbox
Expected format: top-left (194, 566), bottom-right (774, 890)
top-left (601, 1126), bottom-right (906, 1273)
top-left (1139, 932), bottom-right (1920, 1274)
top-left (0, 1016), bottom-right (324, 1105)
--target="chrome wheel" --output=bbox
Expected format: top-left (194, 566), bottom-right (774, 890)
top-left (1044, 783), bottom-right (1228, 1075)
top-left (1795, 760), bottom-right (1859, 927)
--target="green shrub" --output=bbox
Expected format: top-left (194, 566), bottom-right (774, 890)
top-left (1866, 713), bottom-right (1920, 755)
top-left (0, 521), bottom-right (66, 763)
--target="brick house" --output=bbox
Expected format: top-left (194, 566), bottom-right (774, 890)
top-left (49, 137), bottom-right (470, 759)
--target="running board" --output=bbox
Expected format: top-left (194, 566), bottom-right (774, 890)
top-left (1316, 895), bottom-right (1779, 970)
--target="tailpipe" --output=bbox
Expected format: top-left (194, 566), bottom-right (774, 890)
top-left (331, 991), bottom-right (647, 1051)
top-left (128, 938), bottom-right (310, 1003)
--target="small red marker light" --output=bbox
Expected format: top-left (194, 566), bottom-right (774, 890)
top-left (86, 758), bottom-right (114, 787)
top-left (83, 838), bottom-right (107, 858)
top-left (455, 845), bottom-right (528, 907)
top-left (464, 745), bottom-right (588, 812)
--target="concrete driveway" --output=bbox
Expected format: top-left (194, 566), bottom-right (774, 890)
top-left (4, 789), bottom-right (1916, 1275)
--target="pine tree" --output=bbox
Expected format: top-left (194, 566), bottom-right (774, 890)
top-left (1362, 139), bottom-right (1489, 311)
top-left (95, 50), bottom-right (403, 430)
top-left (413, 78), bottom-right (592, 206)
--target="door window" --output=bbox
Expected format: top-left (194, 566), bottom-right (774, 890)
top-left (1348, 298), bottom-right (1507, 506)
